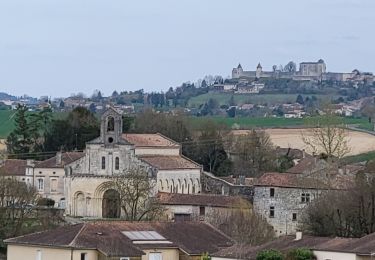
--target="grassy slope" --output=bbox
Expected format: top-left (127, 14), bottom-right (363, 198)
top-left (343, 151), bottom-right (375, 164)
top-left (188, 93), bottom-right (339, 107)
top-left (0, 110), bottom-right (16, 138)
top-left (0, 110), bottom-right (68, 139)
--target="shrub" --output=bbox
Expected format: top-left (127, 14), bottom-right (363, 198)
top-left (286, 248), bottom-right (315, 260)
top-left (256, 249), bottom-right (284, 260)
top-left (37, 198), bottom-right (55, 207)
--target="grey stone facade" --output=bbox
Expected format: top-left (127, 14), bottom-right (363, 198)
top-left (253, 186), bottom-right (322, 236)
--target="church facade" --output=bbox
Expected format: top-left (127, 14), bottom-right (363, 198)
top-left (63, 107), bottom-right (202, 218)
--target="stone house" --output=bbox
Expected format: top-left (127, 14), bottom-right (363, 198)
top-left (157, 192), bottom-right (249, 222)
top-left (5, 221), bottom-right (233, 260)
top-left (253, 172), bottom-right (329, 236)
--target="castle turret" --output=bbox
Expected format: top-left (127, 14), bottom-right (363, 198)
top-left (256, 63), bottom-right (263, 78)
top-left (232, 63), bottom-right (243, 79)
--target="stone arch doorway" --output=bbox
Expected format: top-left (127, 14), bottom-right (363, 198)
top-left (102, 189), bottom-right (120, 218)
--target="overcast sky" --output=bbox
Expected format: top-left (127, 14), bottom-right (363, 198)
top-left (0, 0), bottom-right (374, 98)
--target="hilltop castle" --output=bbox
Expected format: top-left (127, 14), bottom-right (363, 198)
top-left (232, 60), bottom-right (374, 84)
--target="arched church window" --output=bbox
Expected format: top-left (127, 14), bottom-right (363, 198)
top-left (107, 117), bottom-right (115, 132)
top-left (101, 156), bottom-right (106, 170)
top-left (115, 157), bottom-right (119, 170)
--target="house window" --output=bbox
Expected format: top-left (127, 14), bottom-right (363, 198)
top-left (199, 206), bottom-right (205, 216)
top-left (292, 213), bottom-right (297, 221)
top-left (36, 250), bottom-right (42, 260)
top-left (80, 253), bottom-right (87, 260)
top-left (149, 252), bottom-right (162, 260)
top-left (115, 157), bottom-right (120, 170)
top-left (101, 156), bottom-right (106, 170)
top-left (37, 179), bottom-right (44, 191)
top-left (270, 188), bottom-right (275, 197)
top-left (269, 206), bottom-right (275, 218)
top-left (301, 193), bottom-right (310, 203)
top-left (50, 178), bottom-right (58, 192)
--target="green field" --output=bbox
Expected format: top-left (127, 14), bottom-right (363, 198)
top-left (0, 110), bottom-right (16, 138)
top-left (189, 116), bottom-right (371, 130)
top-left (188, 93), bottom-right (340, 107)
top-left (0, 110), bottom-right (68, 139)
top-left (343, 151), bottom-right (375, 164)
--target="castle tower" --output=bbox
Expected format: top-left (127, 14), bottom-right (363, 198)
top-left (100, 107), bottom-right (123, 146)
top-left (256, 63), bottom-right (262, 78)
top-left (232, 63), bottom-right (243, 78)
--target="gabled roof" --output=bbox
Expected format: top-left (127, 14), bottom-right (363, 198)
top-left (0, 159), bottom-right (27, 176)
top-left (138, 155), bottom-right (201, 170)
top-left (158, 193), bottom-right (246, 208)
top-left (213, 235), bottom-right (348, 260)
top-left (286, 157), bottom-right (321, 174)
top-left (255, 172), bottom-right (329, 189)
top-left (122, 133), bottom-right (180, 148)
top-left (5, 221), bottom-right (233, 257)
top-left (35, 152), bottom-right (85, 168)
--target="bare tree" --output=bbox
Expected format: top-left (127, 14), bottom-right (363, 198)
top-left (301, 113), bottom-right (351, 159)
top-left (0, 177), bottom-right (39, 237)
top-left (229, 130), bottom-right (276, 177)
top-left (106, 166), bottom-right (163, 221)
top-left (206, 198), bottom-right (274, 246)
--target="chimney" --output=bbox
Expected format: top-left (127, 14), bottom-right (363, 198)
top-left (302, 149), bottom-right (306, 159)
top-left (295, 231), bottom-right (302, 241)
top-left (26, 159), bottom-right (35, 167)
top-left (56, 152), bottom-right (62, 165)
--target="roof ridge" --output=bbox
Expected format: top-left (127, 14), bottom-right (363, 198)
top-left (68, 223), bottom-right (87, 247)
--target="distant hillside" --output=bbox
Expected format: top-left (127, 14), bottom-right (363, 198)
top-left (0, 92), bottom-right (17, 101)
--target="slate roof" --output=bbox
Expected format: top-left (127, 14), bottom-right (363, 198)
top-left (255, 172), bottom-right (329, 189)
top-left (158, 192), bottom-right (246, 208)
top-left (5, 221), bottom-right (233, 257)
top-left (35, 152), bottom-right (85, 168)
top-left (139, 155), bottom-right (201, 170)
top-left (122, 133), bottom-right (180, 148)
top-left (0, 159), bottom-right (27, 176)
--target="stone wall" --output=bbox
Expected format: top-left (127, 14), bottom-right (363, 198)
top-left (253, 186), bottom-right (322, 236)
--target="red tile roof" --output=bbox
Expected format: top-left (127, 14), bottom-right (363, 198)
top-left (5, 221), bottom-right (233, 257)
top-left (35, 152), bottom-right (85, 168)
top-left (122, 133), bottom-right (180, 148)
top-left (0, 159), bottom-right (27, 176)
top-left (255, 172), bottom-right (329, 189)
top-left (139, 155), bottom-right (201, 170)
top-left (158, 193), bottom-right (247, 208)
top-left (213, 235), bottom-right (349, 259)
top-left (286, 157), bottom-right (318, 174)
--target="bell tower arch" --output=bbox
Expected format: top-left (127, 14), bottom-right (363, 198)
top-left (100, 107), bottom-right (123, 146)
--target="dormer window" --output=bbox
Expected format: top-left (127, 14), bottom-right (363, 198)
top-left (107, 117), bottom-right (115, 132)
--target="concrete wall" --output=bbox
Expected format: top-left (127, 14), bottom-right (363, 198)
top-left (141, 249), bottom-right (179, 260)
top-left (7, 245), bottom-right (98, 260)
top-left (314, 250), bottom-right (357, 260)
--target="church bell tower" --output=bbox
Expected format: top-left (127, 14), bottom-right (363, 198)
top-left (100, 107), bottom-right (123, 146)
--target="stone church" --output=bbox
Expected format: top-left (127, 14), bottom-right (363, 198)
top-left (63, 107), bottom-right (202, 218)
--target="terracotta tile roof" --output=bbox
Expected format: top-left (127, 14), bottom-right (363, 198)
top-left (139, 155), bottom-right (201, 170)
top-left (213, 235), bottom-right (345, 259)
top-left (122, 133), bottom-right (180, 148)
top-left (255, 172), bottom-right (329, 189)
top-left (157, 193), bottom-right (246, 208)
top-left (5, 221), bottom-right (233, 257)
top-left (0, 159), bottom-right (27, 176)
top-left (286, 157), bottom-right (318, 174)
top-left (35, 152), bottom-right (85, 168)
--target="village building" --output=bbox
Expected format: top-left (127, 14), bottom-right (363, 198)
top-left (157, 192), bottom-right (248, 222)
top-left (252, 172), bottom-right (328, 236)
top-left (5, 221), bottom-right (233, 260)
